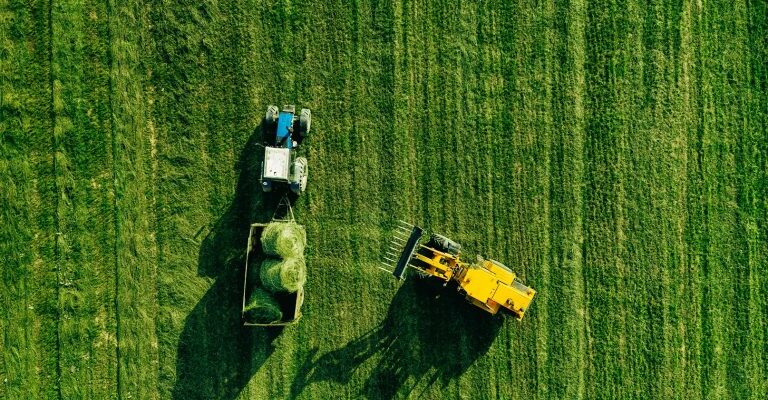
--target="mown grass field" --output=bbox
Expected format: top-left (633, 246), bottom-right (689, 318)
top-left (2, 0), bottom-right (767, 399)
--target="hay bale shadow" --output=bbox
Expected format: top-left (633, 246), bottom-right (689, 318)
top-left (172, 124), bottom-right (286, 400)
top-left (289, 278), bottom-right (504, 399)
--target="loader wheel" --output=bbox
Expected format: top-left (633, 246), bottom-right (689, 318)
top-left (431, 234), bottom-right (461, 256)
top-left (299, 108), bottom-right (311, 135)
top-left (265, 105), bottom-right (279, 125)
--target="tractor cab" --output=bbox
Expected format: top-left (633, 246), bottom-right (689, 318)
top-left (261, 104), bottom-right (311, 194)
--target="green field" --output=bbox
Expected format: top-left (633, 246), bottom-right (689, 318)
top-left (2, 0), bottom-right (767, 399)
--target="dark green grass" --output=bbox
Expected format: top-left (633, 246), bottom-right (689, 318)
top-left (2, 0), bottom-right (767, 399)
top-left (1, 1), bottom-right (57, 399)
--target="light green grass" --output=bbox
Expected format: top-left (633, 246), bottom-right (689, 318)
top-left (1, 0), bottom-right (767, 399)
top-left (50, 0), bottom-right (118, 398)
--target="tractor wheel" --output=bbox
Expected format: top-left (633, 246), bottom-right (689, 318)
top-left (297, 157), bottom-right (308, 192)
top-left (265, 105), bottom-right (279, 125)
top-left (299, 108), bottom-right (311, 135)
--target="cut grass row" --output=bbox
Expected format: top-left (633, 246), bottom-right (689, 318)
top-left (108, 1), bottom-right (161, 398)
top-left (1, 1), bottom-right (57, 399)
top-left (51, 0), bottom-right (117, 397)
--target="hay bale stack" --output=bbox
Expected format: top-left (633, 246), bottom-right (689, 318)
top-left (260, 257), bottom-right (306, 293)
top-left (243, 288), bottom-right (283, 324)
top-left (260, 222), bottom-right (306, 258)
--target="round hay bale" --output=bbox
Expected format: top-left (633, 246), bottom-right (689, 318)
top-left (260, 257), bottom-right (307, 293)
top-left (243, 288), bottom-right (283, 324)
top-left (260, 222), bottom-right (306, 258)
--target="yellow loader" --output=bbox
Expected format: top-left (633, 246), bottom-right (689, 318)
top-left (381, 221), bottom-right (536, 320)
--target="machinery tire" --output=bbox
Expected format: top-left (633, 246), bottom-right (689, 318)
top-left (299, 108), bottom-right (311, 135)
top-left (265, 105), bottom-right (279, 125)
top-left (297, 157), bottom-right (308, 193)
top-left (431, 234), bottom-right (461, 255)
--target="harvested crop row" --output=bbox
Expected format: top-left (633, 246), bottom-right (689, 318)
top-left (0, 2), bottom-right (58, 399)
top-left (50, 1), bottom-right (119, 398)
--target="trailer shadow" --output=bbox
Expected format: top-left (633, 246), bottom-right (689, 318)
top-left (171, 125), bottom-right (287, 400)
top-left (289, 279), bottom-right (504, 399)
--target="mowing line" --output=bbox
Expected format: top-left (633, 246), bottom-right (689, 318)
top-left (676, 1), bottom-right (701, 397)
top-left (47, 0), bottom-right (64, 398)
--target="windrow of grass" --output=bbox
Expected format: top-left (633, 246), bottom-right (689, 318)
top-left (50, 1), bottom-right (118, 397)
top-left (107, 1), bottom-right (159, 398)
top-left (0, 1), bottom-right (58, 399)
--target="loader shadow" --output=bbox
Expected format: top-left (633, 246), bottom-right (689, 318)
top-left (171, 125), bottom-right (288, 400)
top-left (289, 279), bottom-right (504, 399)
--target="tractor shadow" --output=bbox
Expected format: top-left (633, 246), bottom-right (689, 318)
top-left (172, 124), bottom-right (288, 400)
top-left (289, 279), bottom-right (504, 399)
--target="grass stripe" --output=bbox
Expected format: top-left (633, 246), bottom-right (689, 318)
top-left (0, 1), bottom-right (58, 398)
top-left (582, 1), bottom-right (637, 397)
top-left (50, 0), bottom-right (118, 397)
top-left (107, 1), bottom-right (160, 398)
top-left (546, 0), bottom-right (588, 398)
top-left (745, 1), bottom-right (768, 396)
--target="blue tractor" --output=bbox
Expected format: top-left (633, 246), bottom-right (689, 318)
top-left (261, 105), bottom-right (311, 194)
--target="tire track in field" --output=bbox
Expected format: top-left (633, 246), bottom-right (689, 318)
top-left (439, 2), bottom-right (494, 397)
top-left (675, 1), bottom-right (703, 397)
top-left (0, 3), bottom-right (57, 398)
top-left (683, 3), bottom-right (708, 398)
top-left (493, 1), bottom-right (554, 397)
top-left (148, 3), bottom-right (225, 390)
top-left (346, 0), bottom-right (388, 270)
top-left (413, 0), bottom-right (442, 232)
top-left (495, 0), bottom-right (556, 397)
top-left (50, 1), bottom-right (119, 397)
top-left (345, 0), bottom-right (398, 334)
top-left (391, 0), bottom-right (420, 221)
